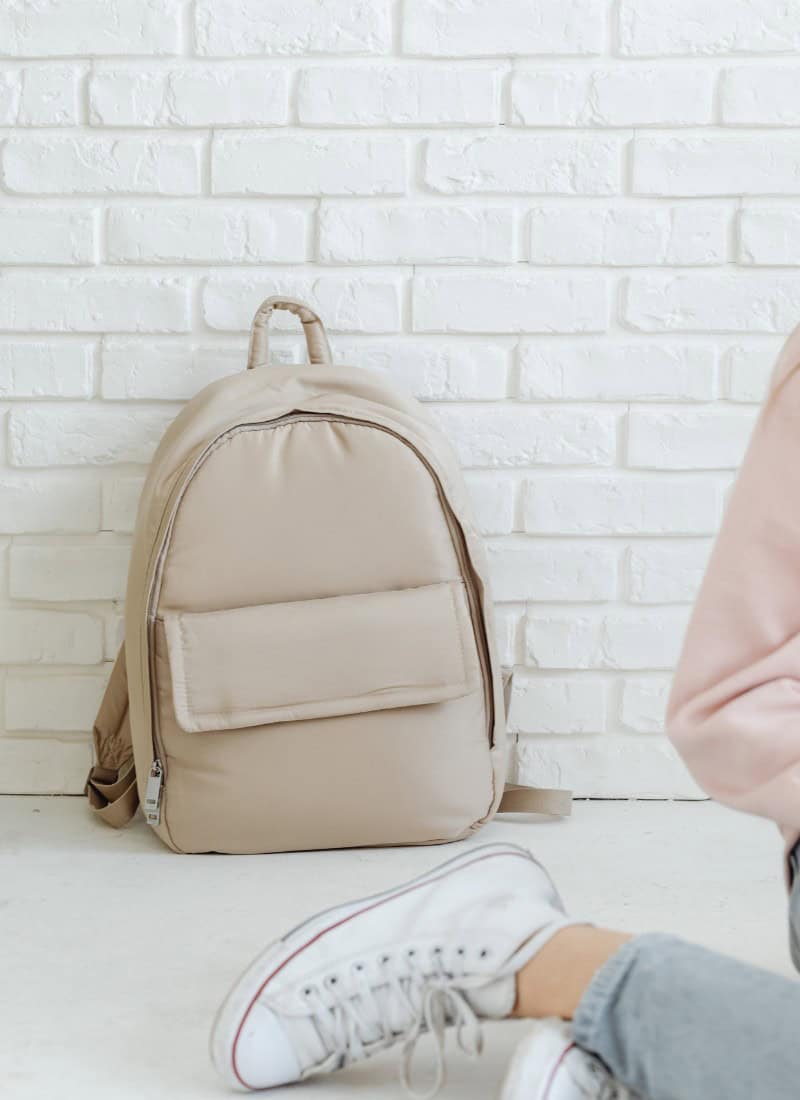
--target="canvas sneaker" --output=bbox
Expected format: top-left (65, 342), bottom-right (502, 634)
top-left (500, 1020), bottom-right (637, 1100)
top-left (210, 842), bottom-right (581, 1097)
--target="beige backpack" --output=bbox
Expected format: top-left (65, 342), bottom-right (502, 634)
top-left (86, 297), bottom-right (570, 853)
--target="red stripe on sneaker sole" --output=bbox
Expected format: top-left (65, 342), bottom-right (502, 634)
top-left (231, 848), bottom-right (534, 1089)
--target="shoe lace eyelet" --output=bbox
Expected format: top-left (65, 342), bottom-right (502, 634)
top-left (479, 948), bottom-right (489, 959)
top-left (456, 947), bottom-right (465, 956)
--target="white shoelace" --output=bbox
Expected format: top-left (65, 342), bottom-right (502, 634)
top-left (399, 979), bottom-right (483, 1099)
top-left (299, 947), bottom-right (486, 1099)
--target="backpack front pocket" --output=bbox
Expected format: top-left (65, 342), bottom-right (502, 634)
top-left (160, 580), bottom-right (478, 735)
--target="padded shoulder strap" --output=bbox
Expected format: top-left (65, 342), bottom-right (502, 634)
top-left (85, 643), bottom-right (139, 829)
top-left (498, 783), bottom-right (572, 817)
top-left (498, 669), bottom-right (572, 817)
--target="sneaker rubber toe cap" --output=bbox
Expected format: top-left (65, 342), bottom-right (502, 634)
top-left (231, 1003), bottom-right (303, 1091)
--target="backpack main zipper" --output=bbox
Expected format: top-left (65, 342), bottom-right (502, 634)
top-left (142, 412), bottom-right (495, 832)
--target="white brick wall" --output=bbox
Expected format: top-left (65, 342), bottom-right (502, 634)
top-left (1, 0), bottom-right (791, 800)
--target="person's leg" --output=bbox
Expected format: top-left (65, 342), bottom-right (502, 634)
top-left (512, 925), bottom-right (800, 1100)
top-left (513, 926), bottom-right (631, 1019)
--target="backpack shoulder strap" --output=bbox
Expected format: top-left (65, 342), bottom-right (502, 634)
top-left (85, 643), bottom-right (139, 828)
top-left (497, 669), bottom-right (572, 817)
top-left (498, 784), bottom-right (572, 817)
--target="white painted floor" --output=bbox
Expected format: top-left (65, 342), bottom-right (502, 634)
top-left (0, 797), bottom-right (793, 1100)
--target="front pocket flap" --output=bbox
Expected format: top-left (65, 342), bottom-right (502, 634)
top-left (162, 581), bottom-right (478, 734)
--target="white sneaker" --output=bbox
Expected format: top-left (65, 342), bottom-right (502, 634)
top-left (210, 842), bottom-right (579, 1097)
top-left (500, 1020), bottom-right (637, 1100)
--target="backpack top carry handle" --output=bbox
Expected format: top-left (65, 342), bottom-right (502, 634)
top-left (247, 295), bottom-right (333, 370)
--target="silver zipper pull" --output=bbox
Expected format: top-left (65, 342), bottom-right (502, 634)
top-left (144, 759), bottom-right (163, 825)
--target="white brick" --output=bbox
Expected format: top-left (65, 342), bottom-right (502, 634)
top-left (0, 610), bottom-right (102, 664)
top-left (634, 135), bottom-right (800, 197)
top-left (487, 540), bottom-right (617, 602)
top-left (102, 341), bottom-right (240, 400)
top-left (512, 66), bottom-right (712, 126)
top-left (89, 65), bottom-right (289, 127)
top-left (627, 409), bottom-right (757, 469)
top-left (0, 71), bottom-right (20, 121)
top-left (243, 339), bottom-right (302, 367)
top-left (102, 477), bottom-right (144, 533)
top-left (0, 476), bottom-right (100, 532)
top-left (403, 0), bottom-right (605, 57)
top-left (529, 205), bottom-right (727, 266)
top-left (3, 137), bottom-right (202, 196)
top-left (620, 676), bottom-right (671, 733)
top-left (0, 0), bottom-right (180, 56)
top-left (9, 405), bottom-right (175, 467)
top-left (725, 343), bottom-right (779, 401)
top-left (195, 0), bottom-right (392, 56)
top-left (6, 673), bottom-right (107, 731)
top-left (0, 64), bottom-right (82, 125)
top-left (105, 614), bottom-right (125, 659)
top-left (213, 134), bottom-right (405, 197)
top-left (298, 66), bottom-right (497, 126)
top-left (493, 606), bottom-right (521, 667)
top-left (434, 407), bottom-right (617, 468)
top-left (508, 672), bottom-right (607, 735)
top-left (523, 476), bottom-right (719, 535)
top-left (108, 205), bottom-right (308, 264)
top-left (101, 479), bottom-right (145, 534)
top-left (425, 135), bottom-right (622, 196)
top-left (203, 276), bottom-right (402, 334)
top-left (10, 541), bottom-right (130, 601)
top-left (739, 208), bottom-right (800, 265)
top-left (624, 274), bottom-right (800, 333)
top-left (619, 0), bottom-right (800, 56)
top-left (0, 539), bottom-right (8, 584)
top-left (0, 274), bottom-right (190, 333)
top-left (516, 736), bottom-right (703, 798)
top-left (23, 63), bottom-right (80, 124)
top-left (519, 343), bottom-right (717, 402)
top-left (722, 65), bottom-right (800, 124)
top-left (0, 343), bottom-right (93, 398)
top-left (0, 738), bottom-right (91, 795)
top-left (627, 541), bottom-right (712, 603)
top-left (320, 205), bottom-right (514, 265)
top-left (413, 274), bottom-right (608, 334)
top-left (0, 208), bottom-right (96, 265)
top-left (524, 608), bottom-right (689, 670)
top-left (464, 473), bottom-right (515, 535)
top-left (335, 341), bottom-right (509, 401)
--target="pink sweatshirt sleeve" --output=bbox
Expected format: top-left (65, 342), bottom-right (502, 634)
top-left (667, 325), bottom-right (800, 836)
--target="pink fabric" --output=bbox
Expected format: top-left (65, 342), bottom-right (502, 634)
top-left (667, 324), bottom-right (800, 863)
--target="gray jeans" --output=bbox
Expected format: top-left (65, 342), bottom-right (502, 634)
top-left (572, 844), bottom-right (800, 1100)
